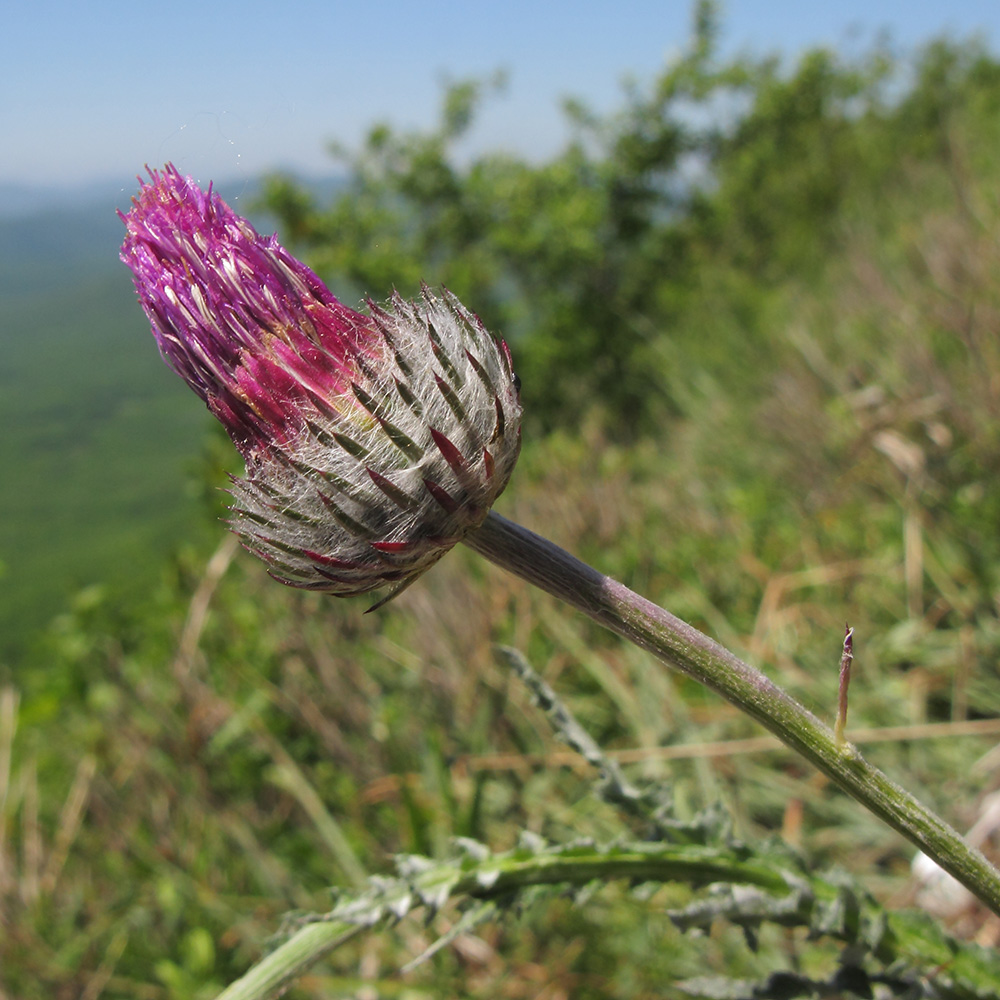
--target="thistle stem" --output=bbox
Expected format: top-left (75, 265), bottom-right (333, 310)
top-left (462, 511), bottom-right (1000, 915)
top-left (215, 840), bottom-right (999, 1000)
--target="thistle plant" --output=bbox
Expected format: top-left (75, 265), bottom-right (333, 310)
top-left (121, 165), bottom-right (1000, 995)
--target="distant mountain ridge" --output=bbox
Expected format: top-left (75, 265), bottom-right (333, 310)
top-left (0, 179), bottom-right (134, 218)
top-left (0, 172), bottom-right (346, 300)
top-left (0, 170), bottom-right (347, 220)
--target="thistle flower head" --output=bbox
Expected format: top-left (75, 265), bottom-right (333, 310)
top-left (120, 164), bottom-right (521, 600)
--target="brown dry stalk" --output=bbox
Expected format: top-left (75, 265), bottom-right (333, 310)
top-left (356, 717), bottom-right (1000, 799)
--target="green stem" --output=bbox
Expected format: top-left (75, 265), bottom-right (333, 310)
top-left (215, 841), bottom-right (998, 1000)
top-left (461, 511), bottom-right (1000, 914)
top-left (215, 923), bottom-right (364, 1000)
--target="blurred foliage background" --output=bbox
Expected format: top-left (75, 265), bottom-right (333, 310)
top-left (3, 3), bottom-right (1000, 996)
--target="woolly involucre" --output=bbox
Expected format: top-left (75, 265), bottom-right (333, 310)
top-left (231, 288), bottom-right (522, 599)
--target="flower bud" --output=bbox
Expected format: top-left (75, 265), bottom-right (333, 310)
top-left (120, 165), bottom-right (521, 601)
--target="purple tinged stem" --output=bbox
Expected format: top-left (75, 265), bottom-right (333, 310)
top-left (462, 511), bottom-right (1000, 917)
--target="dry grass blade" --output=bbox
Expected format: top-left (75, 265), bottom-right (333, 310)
top-left (255, 724), bottom-right (368, 890)
top-left (174, 532), bottom-right (240, 684)
top-left (0, 688), bottom-right (18, 900)
top-left (79, 926), bottom-right (129, 1000)
top-left (361, 717), bottom-right (1000, 793)
top-left (42, 753), bottom-right (97, 895)
top-left (749, 560), bottom-right (873, 664)
top-left (20, 756), bottom-right (40, 904)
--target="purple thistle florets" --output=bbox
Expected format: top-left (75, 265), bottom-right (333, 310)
top-left (120, 164), bottom-right (522, 601)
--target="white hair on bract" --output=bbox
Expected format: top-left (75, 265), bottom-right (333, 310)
top-left (228, 286), bottom-right (522, 605)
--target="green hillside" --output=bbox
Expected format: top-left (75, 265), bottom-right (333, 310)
top-left (0, 219), bottom-right (215, 662)
top-left (0, 186), bottom-right (305, 662)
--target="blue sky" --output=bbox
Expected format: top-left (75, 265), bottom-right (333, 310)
top-left (3, 1), bottom-right (998, 192)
